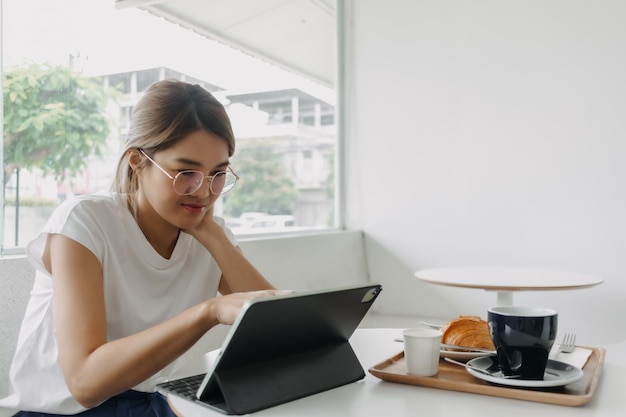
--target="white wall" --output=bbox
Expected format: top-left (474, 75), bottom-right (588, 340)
top-left (343, 0), bottom-right (626, 344)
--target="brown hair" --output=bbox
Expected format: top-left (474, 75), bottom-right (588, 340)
top-left (112, 79), bottom-right (235, 208)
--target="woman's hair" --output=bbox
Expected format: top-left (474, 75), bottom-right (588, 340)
top-left (112, 79), bottom-right (235, 201)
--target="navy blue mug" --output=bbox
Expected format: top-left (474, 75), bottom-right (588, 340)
top-left (487, 306), bottom-right (558, 380)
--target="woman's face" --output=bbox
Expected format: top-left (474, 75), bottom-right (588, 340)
top-left (134, 130), bottom-right (230, 232)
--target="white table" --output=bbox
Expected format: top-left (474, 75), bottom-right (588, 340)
top-left (169, 328), bottom-right (624, 417)
top-left (414, 267), bottom-right (604, 305)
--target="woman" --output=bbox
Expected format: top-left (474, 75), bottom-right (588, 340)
top-left (0, 79), bottom-right (281, 416)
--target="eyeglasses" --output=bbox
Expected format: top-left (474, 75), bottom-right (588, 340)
top-left (139, 149), bottom-right (239, 195)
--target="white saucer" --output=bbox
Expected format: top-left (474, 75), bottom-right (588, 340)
top-left (395, 334), bottom-right (494, 361)
top-left (465, 355), bottom-right (584, 388)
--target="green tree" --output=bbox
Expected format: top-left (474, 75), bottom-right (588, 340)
top-left (3, 63), bottom-right (116, 187)
top-left (223, 146), bottom-right (298, 218)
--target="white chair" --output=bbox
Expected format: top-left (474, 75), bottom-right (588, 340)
top-left (0, 257), bottom-right (34, 416)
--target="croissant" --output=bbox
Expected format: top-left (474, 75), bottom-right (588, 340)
top-left (441, 315), bottom-right (495, 350)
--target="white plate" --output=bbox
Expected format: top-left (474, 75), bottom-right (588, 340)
top-left (395, 334), bottom-right (494, 360)
top-left (465, 355), bottom-right (584, 388)
top-left (440, 349), bottom-right (494, 361)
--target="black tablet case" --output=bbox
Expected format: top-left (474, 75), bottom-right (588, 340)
top-left (175, 283), bottom-right (382, 414)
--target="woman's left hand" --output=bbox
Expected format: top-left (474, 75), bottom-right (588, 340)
top-left (184, 201), bottom-right (276, 294)
top-left (183, 204), bottom-right (221, 241)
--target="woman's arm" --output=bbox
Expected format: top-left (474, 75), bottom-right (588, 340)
top-left (185, 215), bottom-right (275, 295)
top-left (47, 233), bottom-right (276, 408)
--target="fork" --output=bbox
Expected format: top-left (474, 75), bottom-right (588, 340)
top-left (558, 333), bottom-right (576, 353)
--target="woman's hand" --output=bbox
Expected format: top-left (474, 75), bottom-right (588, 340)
top-left (182, 202), bottom-right (276, 294)
top-left (182, 204), bottom-right (220, 241)
top-left (206, 290), bottom-right (293, 325)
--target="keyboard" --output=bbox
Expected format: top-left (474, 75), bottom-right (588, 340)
top-left (157, 373), bottom-right (205, 400)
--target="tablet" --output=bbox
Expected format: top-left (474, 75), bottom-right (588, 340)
top-left (157, 283), bottom-right (382, 414)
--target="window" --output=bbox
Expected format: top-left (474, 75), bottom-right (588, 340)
top-left (1, 0), bottom-right (337, 254)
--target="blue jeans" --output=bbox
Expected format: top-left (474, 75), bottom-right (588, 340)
top-left (13, 390), bottom-right (177, 417)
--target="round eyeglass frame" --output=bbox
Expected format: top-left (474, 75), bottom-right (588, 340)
top-left (138, 149), bottom-right (239, 195)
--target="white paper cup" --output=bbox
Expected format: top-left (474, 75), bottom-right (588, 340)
top-left (403, 328), bottom-right (442, 377)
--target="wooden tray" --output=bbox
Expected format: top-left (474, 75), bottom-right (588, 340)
top-left (369, 347), bottom-right (605, 407)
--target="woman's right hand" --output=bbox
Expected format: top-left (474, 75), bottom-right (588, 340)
top-left (206, 289), bottom-right (292, 326)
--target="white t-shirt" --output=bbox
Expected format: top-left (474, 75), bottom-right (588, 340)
top-left (0, 193), bottom-right (236, 413)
